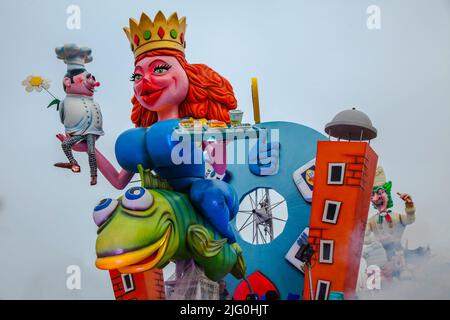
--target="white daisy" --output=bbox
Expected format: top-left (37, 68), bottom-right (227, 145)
top-left (22, 75), bottom-right (51, 93)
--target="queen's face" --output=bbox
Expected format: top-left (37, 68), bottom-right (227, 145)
top-left (132, 56), bottom-right (189, 114)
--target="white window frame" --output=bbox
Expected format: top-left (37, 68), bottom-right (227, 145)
top-left (315, 280), bottom-right (331, 300)
top-left (327, 163), bottom-right (346, 185)
top-left (319, 240), bottom-right (334, 264)
top-left (322, 200), bottom-right (342, 224)
top-left (121, 274), bottom-right (135, 293)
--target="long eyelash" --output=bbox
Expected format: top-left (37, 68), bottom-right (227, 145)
top-left (130, 73), bottom-right (138, 81)
top-left (155, 64), bottom-right (172, 71)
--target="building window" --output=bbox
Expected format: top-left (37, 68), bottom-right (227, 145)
top-left (121, 274), bottom-right (135, 293)
top-left (328, 163), bottom-right (346, 185)
top-left (322, 200), bottom-right (342, 224)
top-left (315, 280), bottom-right (331, 300)
top-left (319, 240), bottom-right (334, 264)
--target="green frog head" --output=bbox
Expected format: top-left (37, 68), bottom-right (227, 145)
top-left (93, 187), bottom-right (180, 274)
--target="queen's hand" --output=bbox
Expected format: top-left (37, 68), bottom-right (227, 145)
top-left (56, 133), bottom-right (88, 152)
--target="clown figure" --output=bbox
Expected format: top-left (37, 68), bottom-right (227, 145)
top-left (365, 166), bottom-right (416, 262)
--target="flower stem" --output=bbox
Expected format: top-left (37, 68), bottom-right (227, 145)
top-left (43, 87), bottom-right (58, 100)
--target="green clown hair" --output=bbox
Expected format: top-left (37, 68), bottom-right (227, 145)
top-left (372, 181), bottom-right (393, 209)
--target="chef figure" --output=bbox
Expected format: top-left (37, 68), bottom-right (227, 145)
top-left (53, 44), bottom-right (104, 186)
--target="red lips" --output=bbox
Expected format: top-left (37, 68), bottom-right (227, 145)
top-left (140, 81), bottom-right (165, 105)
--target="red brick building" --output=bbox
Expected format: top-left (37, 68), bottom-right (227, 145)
top-left (303, 141), bottom-right (377, 300)
top-left (109, 268), bottom-right (165, 300)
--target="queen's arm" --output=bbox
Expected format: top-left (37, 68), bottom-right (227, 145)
top-left (95, 150), bottom-right (134, 189)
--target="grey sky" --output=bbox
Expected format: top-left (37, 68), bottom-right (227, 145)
top-left (1, 0), bottom-right (449, 299)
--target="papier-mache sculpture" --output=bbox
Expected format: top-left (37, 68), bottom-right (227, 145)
top-left (55, 11), bottom-right (278, 282)
top-left (365, 166), bottom-right (416, 261)
top-left (54, 44), bottom-right (103, 186)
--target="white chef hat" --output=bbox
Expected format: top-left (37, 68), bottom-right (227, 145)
top-left (55, 44), bottom-right (93, 71)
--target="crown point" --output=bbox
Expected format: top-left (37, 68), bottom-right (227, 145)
top-left (154, 11), bottom-right (166, 24)
top-left (168, 12), bottom-right (179, 25)
top-left (129, 18), bottom-right (139, 29)
top-left (158, 26), bottom-right (165, 39)
top-left (140, 12), bottom-right (152, 26)
top-left (123, 27), bottom-right (131, 40)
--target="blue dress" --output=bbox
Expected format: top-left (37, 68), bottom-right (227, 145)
top-left (115, 119), bottom-right (238, 243)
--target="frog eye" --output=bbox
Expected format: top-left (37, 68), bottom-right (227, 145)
top-left (122, 187), bottom-right (153, 210)
top-left (93, 198), bottom-right (118, 227)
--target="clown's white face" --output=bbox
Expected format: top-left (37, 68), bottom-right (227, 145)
top-left (371, 188), bottom-right (389, 213)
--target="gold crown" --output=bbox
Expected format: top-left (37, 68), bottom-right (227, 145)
top-left (124, 11), bottom-right (187, 58)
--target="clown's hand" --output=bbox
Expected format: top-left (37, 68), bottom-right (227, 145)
top-left (397, 192), bottom-right (413, 204)
top-left (248, 128), bottom-right (280, 176)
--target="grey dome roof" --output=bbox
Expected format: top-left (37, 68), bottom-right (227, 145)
top-left (325, 107), bottom-right (377, 141)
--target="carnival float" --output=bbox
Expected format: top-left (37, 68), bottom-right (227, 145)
top-left (23, 10), bottom-right (429, 300)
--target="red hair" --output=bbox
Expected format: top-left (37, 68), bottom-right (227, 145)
top-left (130, 49), bottom-right (237, 127)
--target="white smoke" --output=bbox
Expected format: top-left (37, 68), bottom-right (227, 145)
top-left (355, 181), bottom-right (450, 300)
top-left (358, 251), bottom-right (450, 300)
